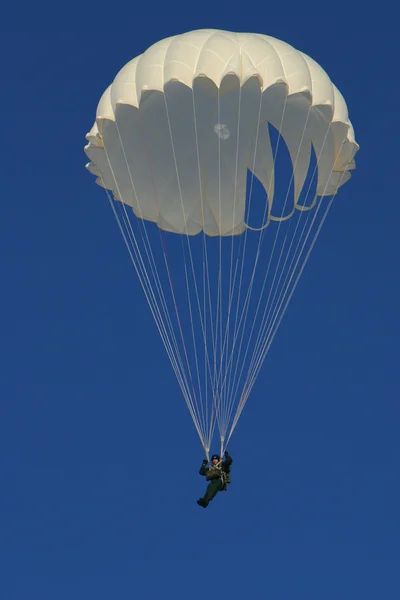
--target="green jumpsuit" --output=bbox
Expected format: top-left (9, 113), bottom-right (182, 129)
top-left (198, 451), bottom-right (233, 507)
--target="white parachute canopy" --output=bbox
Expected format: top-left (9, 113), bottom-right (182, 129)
top-left (85, 30), bottom-right (358, 457)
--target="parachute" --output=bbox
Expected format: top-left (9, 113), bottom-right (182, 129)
top-left (85, 30), bottom-right (358, 459)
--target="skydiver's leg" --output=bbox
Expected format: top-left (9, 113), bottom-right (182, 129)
top-left (206, 479), bottom-right (223, 501)
top-left (197, 479), bottom-right (223, 507)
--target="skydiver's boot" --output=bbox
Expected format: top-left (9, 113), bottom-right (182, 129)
top-left (197, 497), bottom-right (209, 508)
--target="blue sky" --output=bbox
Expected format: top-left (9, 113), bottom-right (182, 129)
top-left (1, 3), bottom-right (399, 599)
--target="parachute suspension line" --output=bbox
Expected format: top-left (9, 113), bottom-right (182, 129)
top-left (138, 142), bottom-right (207, 445)
top-left (218, 85), bottom-right (224, 440)
top-left (112, 113), bottom-right (208, 449)
top-left (100, 182), bottom-right (202, 440)
top-left (111, 121), bottom-right (196, 414)
top-left (148, 146), bottom-right (206, 443)
top-left (192, 90), bottom-right (211, 450)
top-left (225, 102), bottom-right (316, 432)
top-left (162, 92), bottom-right (219, 449)
top-left (243, 116), bottom-right (332, 393)
top-left (232, 192), bottom-right (337, 434)
top-left (203, 235), bottom-right (209, 452)
top-left (191, 87), bottom-right (219, 454)
top-left (180, 236), bottom-right (207, 438)
top-left (206, 84), bottom-right (226, 449)
top-left (220, 91), bottom-right (289, 436)
top-left (221, 93), bottom-right (289, 432)
top-left (196, 52), bottom-right (247, 450)
top-left (115, 203), bottom-right (197, 425)
top-left (219, 80), bottom-right (243, 441)
top-left (217, 82), bottom-right (233, 442)
top-left (217, 88), bottom-right (265, 436)
top-left (226, 113), bottom-right (339, 445)
top-left (226, 140), bottom-right (349, 445)
top-left (220, 82), bottom-right (263, 440)
top-left (219, 233), bottom-right (246, 442)
top-left (203, 81), bottom-right (229, 450)
top-left (212, 85), bottom-right (223, 436)
top-left (213, 53), bottom-right (249, 449)
top-left (241, 113), bottom-right (334, 399)
top-left (197, 51), bottom-right (255, 450)
top-left (157, 230), bottom-right (207, 443)
top-left (230, 149), bottom-right (328, 438)
top-left (225, 105), bottom-right (312, 422)
top-left (203, 96), bottom-right (219, 445)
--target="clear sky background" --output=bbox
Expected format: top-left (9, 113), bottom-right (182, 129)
top-left (1, 3), bottom-right (399, 599)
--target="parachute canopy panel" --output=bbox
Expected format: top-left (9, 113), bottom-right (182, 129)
top-left (85, 29), bottom-right (358, 236)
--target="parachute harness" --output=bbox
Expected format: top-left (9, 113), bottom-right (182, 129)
top-left (209, 458), bottom-right (230, 491)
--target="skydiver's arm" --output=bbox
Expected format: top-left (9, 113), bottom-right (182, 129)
top-left (224, 451), bottom-right (233, 467)
top-left (199, 460), bottom-right (208, 476)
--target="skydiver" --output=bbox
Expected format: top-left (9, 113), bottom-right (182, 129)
top-left (197, 450), bottom-right (232, 508)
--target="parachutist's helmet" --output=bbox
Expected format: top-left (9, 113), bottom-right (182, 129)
top-left (211, 454), bottom-right (220, 461)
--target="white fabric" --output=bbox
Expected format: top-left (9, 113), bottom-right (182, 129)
top-left (85, 30), bottom-right (358, 235)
